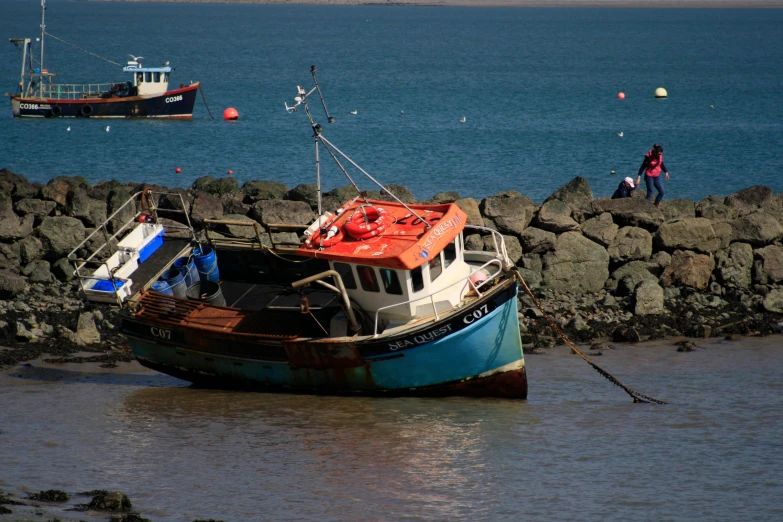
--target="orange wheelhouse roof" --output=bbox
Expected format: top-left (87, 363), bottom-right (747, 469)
top-left (296, 199), bottom-right (467, 270)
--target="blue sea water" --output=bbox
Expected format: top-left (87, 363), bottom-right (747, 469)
top-left (1, 0), bottom-right (782, 203)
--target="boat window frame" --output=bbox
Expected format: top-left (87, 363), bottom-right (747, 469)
top-left (379, 268), bottom-right (403, 296)
top-left (429, 252), bottom-right (443, 282)
top-left (333, 262), bottom-right (357, 290)
top-left (136, 72), bottom-right (143, 84)
top-left (356, 265), bottom-right (380, 293)
top-left (153, 72), bottom-right (161, 83)
top-left (144, 72), bottom-right (152, 83)
top-left (411, 265), bottom-right (424, 293)
top-left (444, 238), bottom-right (457, 269)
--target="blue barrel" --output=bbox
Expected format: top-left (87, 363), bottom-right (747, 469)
top-left (161, 268), bottom-right (187, 298)
top-left (150, 280), bottom-right (173, 295)
top-left (193, 245), bottom-right (220, 283)
top-left (186, 280), bottom-right (226, 307)
top-left (173, 256), bottom-right (200, 288)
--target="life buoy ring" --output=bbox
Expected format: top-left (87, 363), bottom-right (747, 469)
top-left (80, 104), bottom-right (93, 117)
top-left (50, 105), bottom-right (62, 117)
top-left (344, 207), bottom-right (393, 240)
top-left (307, 225), bottom-right (344, 249)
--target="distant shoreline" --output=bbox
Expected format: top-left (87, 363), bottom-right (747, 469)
top-left (83, 1), bottom-right (783, 9)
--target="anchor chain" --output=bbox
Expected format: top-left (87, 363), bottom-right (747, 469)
top-left (512, 268), bottom-right (667, 405)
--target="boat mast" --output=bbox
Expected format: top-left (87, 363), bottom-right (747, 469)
top-left (40, 0), bottom-right (46, 72)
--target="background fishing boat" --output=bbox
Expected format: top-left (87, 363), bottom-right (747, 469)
top-left (6, 1), bottom-right (198, 119)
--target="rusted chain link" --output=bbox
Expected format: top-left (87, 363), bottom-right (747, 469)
top-left (512, 268), bottom-right (667, 405)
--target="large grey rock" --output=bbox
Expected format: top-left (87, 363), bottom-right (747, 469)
top-left (541, 232), bottom-right (609, 293)
top-left (203, 177), bottom-right (239, 197)
top-left (39, 178), bottom-right (71, 207)
top-left (480, 194), bottom-right (535, 236)
top-left (213, 214), bottom-right (262, 239)
top-left (696, 195), bottom-right (739, 221)
top-left (660, 250), bottom-right (716, 290)
top-left (106, 186), bottom-right (136, 234)
top-left (543, 176), bottom-right (594, 210)
top-left (519, 227), bottom-right (556, 254)
top-left (714, 242), bottom-right (754, 289)
top-left (250, 199), bottom-right (316, 227)
top-left (425, 191), bottom-right (461, 204)
top-left (580, 212), bottom-right (618, 248)
top-left (0, 269), bottom-right (26, 298)
top-left (36, 216), bottom-right (86, 259)
top-left (659, 199), bottom-right (696, 221)
top-left (14, 198), bottom-right (57, 220)
top-left (591, 197), bottom-right (664, 231)
top-left (51, 257), bottom-right (75, 282)
top-left (730, 212), bottom-right (783, 247)
top-left (725, 185), bottom-right (773, 208)
top-left (763, 289), bottom-right (783, 314)
top-left (753, 245), bottom-right (783, 284)
top-left (0, 243), bottom-right (21, 272)
top-left (22, 259), bottom-right (54, 283)
top-left (379, 184), bottom-right (416, 204)
top-left (503, 235), bottom-right (523, 264)
top-left (156, 188), bottom-right (193, 225)
top-left (66, 188), bottom-right (107, 227)
top-left (286, 183), bottom-right (319, 208)
top-left (454, 198), bottom-right (484, 227)
top-left (713, 221), bottom-right (733, 250)
top-left (606, 260), bottom-right (658, 295)
top-left (0, 212), bottom-right (34, 241)
top-left (655, 218), bottom-right (721, 253)
top-left (536, 199), bottom-right (580, 233)
top-left (463, 233), bottom-right (484, 251)
top-left (190, 193), bottom-right (224, 227)
top-left (18, 235), bottom-right (43, 265)
top-left (76, 312), bottom-right (101, 345)
top-left (634, 280), bottom-right (664, 315)
top-left (608, 226), bottom-right (652, 263)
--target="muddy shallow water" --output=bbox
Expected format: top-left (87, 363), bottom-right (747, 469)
top-left (2, 337), bottom-right (782, 521)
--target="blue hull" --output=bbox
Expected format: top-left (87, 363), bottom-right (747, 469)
top-left (125, 280), bottom-right (526, 398)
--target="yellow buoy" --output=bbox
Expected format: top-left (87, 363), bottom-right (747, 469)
top-left (655, 87), bottom-right (668, 98)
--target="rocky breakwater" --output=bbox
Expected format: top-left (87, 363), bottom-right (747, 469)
top-left (1, 168), bottom-right (782, 366)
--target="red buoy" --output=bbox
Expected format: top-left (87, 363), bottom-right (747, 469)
top-left (175, 167), bottom-right (182, 173)
top-left (227, 170), bottom-right (234, 175)
top-left (617, 92), bottom-right (625, 99)
top-left (223, 107), bottom-right (239, 121)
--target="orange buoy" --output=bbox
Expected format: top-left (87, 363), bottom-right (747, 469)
top-left (175, 167), bottom-right (182, 173)
top-left (617, 92), bottom-right (625, 99)
top-left (227, 170), bottom-right (234, 175)
top-left (223, 107), bottom-right (239, 121)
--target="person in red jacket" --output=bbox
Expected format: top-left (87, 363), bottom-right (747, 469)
top-left (635, 143), bottom-right (670, 208)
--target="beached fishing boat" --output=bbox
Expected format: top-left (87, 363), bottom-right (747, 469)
top-left (67, 68), bottom-right (526, 398)
top-left (6, 1), bottom-right (198, 119)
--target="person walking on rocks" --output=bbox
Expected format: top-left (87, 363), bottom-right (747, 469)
top-left (636, 143), bottom-right (670, 207)
top-left (612, 177), bottom-right (636, 199)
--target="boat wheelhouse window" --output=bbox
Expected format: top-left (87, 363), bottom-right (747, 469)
top-left (153, 72), bottom-right (161, 82)
top-left (137, 73), bottom-right (143, 83)
top-left (164, 73), bottom-right (169, 82)
top-left (411, 266), bottom-right (424, 293)
top-left (444, 239), bottom-right (457, 268)
top-left (334, 262), bottom-right (356, 290)
top-left (380, 269), bottom-right (403, 295)
top-left (429, 254), bottom-right (443, 281)
top-left (145, 72), bottom-right (152, 83)
top-left (357, 266), bottom-right (379, 292)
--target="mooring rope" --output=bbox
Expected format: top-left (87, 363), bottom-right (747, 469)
top-left (199, 86), bottom-right (215, 120)
top-left (43, 32), bottom-right (123, 67)
top-left (511, 268), bottom-right (668, 405)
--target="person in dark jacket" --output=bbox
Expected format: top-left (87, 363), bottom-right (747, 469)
top-left (636, 143), bottom-right (670, 207)
top-left (612, 177), bottom-right (636, 199)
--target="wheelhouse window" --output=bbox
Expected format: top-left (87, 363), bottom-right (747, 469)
top-left (144, 72), bottom-right (152, 83)
top-left (334, 262), bottom-right (356, 290)
top-left (136, 73), bottom-right (143, 83)
top-left (153, 72), bottom-right (161, 82)
top-left (429, 254), bottom-right (443, 281)
top-left (444, 239), bottom-right (457, 268)
top-left (164, 73), bottom-right (170, 82)
top-left (357, 266), bottom-right (379, 292)
top-left (411, 266), bottom-right (424, 293)
top-left (380, 269), bottom-right (403, 295)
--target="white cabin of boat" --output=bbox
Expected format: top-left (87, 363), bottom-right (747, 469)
top-left (124, 59), bottom-right (171, 97)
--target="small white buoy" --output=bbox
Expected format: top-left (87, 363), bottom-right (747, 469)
top-left (105, 125), bottom-right (110, 132)
top-left (459, 116), bottom-right (466, 123)
top-left (400, 110), bottom-right (404, 115)
top-left (655, 87), bottom-right (668, 98)
top-left (350, 110), bottom-right (357, 115)
top-left (617, 131), bottom-right (624, 137)
top-left (610, 170), bottom-right (616, 175)
top-left (66, 126), bottom-right (71, 132)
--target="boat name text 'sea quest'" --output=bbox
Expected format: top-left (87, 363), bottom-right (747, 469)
top-left (388, 324), bottom-right (454, 351)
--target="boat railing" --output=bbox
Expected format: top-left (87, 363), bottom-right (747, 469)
top-left (67, 189), bottom-right (198, 307)
top-left (203, 219), bottom-right (305, 251)
top-left (42, 82), bottom-right (118, 100)
top-left (372, 258), bottom-right (505, 337)
top-left (464, 224), bottom-right (511, 265)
